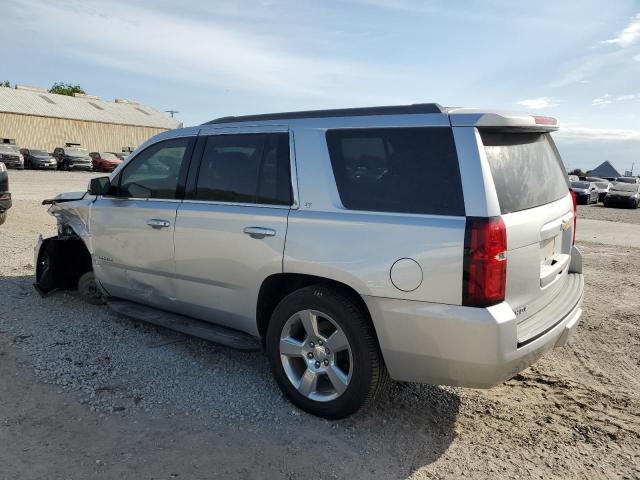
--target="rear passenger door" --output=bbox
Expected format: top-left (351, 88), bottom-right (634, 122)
top-left (172, 127), bottom-right (293, 335)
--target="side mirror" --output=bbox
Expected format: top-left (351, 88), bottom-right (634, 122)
top-left (88, 176), bottom-right (111, 196)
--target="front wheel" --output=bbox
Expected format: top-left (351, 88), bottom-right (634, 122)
top-left (77, 271), bottom-right (105, 305)
top-left (266, 285), bottom-right (388, 419)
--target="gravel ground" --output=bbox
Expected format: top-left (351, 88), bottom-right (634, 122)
top-left (1, 170), bottom-right (639, 479)
top-left (577, 202), bottom-right (640, 225)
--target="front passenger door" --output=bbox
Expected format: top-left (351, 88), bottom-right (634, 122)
top-left (91, 136), bottom-right (194, 309)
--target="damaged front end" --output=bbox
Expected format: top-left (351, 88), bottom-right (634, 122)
top-left (34, 192), bottom-right (94, 296)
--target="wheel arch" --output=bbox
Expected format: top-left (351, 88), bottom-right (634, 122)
top-left (256, 273), bottom-right (379, 346)
top-left (35, 224), bottom-right (93, 295)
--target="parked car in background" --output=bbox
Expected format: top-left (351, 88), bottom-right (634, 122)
top-left (568, 174), bottom-right (579, 182)
top-left (53, 147), bottom-right (93, 171)
top-left (570, 181), bottom-right (598, 204)
top-left (20, 148), bottom-right (57, 170)
top-left (107, 152), bottom-right (129, 161)
top-left (90, 152), bottom-right (123, 172)
top-left (0, 144), bottom-right (24, 169)
top-left (35, 104), bottom-right (584, 419)
top-left (0, 162), bottom-right (11, 225)
top-left (614, 177), bottom-right (640, 184)
top-left (593, 182), bottom-right (611, 202)
top-left (603, 183), bottom-right (640, 209)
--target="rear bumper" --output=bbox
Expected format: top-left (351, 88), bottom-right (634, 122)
top-left (364, 270), bottom-right (584, 388)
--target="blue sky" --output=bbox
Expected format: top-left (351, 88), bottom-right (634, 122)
top-left (2, 0), bottom-right (640, 173)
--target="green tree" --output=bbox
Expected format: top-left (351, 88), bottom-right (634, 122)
top-left (48, 82), bottom-right (85, 96)
top-left (568, 168), bottom-right (586, 177)
top-left (1, 81), bottom-right (10, 88)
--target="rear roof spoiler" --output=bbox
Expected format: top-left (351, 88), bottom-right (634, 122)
top-left (448, 108), bottom-right (559, 131)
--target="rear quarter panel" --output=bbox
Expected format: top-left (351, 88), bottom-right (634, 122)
top-left (284, 125), bottom-right (465, 304)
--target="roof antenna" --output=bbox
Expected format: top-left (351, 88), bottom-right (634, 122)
top-left (165, 110), bottom-right (179, 118)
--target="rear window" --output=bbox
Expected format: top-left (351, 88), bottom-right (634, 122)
top-left (480, 131), bottom-right (569, 214)
top-left (326, 127), bottom-right (464, 216)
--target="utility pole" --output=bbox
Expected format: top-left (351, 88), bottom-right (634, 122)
top-left (165, 110), bottom-right (179, 118)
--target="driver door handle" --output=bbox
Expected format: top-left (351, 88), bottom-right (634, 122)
top-left (147, 218), bottom-right (171, 229)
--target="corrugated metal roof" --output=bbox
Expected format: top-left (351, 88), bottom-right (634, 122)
top-left (0, 86), bottom-right (180, 129)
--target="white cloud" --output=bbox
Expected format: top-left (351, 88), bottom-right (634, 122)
top-left (550, 13), bottom-right (640, 88)
top-left (592, 94), bottom-right (614, 106)
top-left (601, 13), bottom-right (640, 47)
top-left (516, 97), bottom-right (560, 109)
top-left (592, 93), bottom-right (639, 105)
top-left (555, 127), bottom-right (640, 142)
top-left (4, 0), bottom-right (392, 103)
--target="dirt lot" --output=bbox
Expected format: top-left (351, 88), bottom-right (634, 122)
top-left (1, 170), bottom-right (639, 479)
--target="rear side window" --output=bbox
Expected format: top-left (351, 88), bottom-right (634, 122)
top-left (326, 127), bottom-right (464, 216)
top-left (480, 131), bottom-right (569, 214)
top-left (195, 133), bottom-right (292, 205)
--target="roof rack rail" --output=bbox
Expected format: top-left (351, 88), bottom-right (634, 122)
top-left (204, 103), bottom-right (444, 125)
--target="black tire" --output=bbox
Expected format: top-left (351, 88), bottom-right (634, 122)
top-left (266, 285), bottom-right (388, 419)
top-left (0, 211), bottom-right (6, 226)
top-left (77, 271), bottom-right (105, 305)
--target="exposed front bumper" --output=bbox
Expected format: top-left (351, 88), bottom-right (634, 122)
top-left (364, 271), bottom-right (584, 388)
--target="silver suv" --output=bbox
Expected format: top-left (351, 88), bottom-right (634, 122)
top-left (35, 104), bottom-right (584, 419)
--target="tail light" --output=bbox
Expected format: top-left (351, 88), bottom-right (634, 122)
top-left (570, 191), bottom-right (577, 245)
top-left (463, 217), bottom-right (507, 307)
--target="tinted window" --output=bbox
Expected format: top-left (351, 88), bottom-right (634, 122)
top-left (195, 133), bottom-right (291, 205)
top-left (326, 127), bottom-right (464, 215)
top-left (119, 138), bottom-right (190, 199)
top-left (480, 131), bottom-right (569, 214)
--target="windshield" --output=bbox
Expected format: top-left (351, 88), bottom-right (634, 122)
top-left (31, 150), bottom-right (49, 156)
top-left (611, 184), bottom-right (639, 193)
top-left (615, 177), bottom-right (638, 184)
top-left (100, 152), bottom-right (119, 160)
top-left (0, 145), bottom-right (19, 154)
top-left (595, 182), bottom-right (609, 188)
top-left (64, 148), bottom-right (89, 156)
top-left (571, 181), bottom-right (590, 189)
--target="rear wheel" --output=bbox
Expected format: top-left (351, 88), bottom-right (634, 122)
top-left (0, 211), bottom-right (6, 226)
top-left (77, 271), bottom-right (105, 305)
top-left (266, 285), bottom-right (388, 419)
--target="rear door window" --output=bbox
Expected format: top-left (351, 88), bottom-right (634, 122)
top-left (194, 133), bottom-right (292, 205)
top-left (326, 127), bottom-right (464, 216)
top-left (480, 131), bottom-right (569, 214)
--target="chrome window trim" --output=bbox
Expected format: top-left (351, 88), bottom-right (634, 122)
top-left (181, 198), bottom-right (291, 210)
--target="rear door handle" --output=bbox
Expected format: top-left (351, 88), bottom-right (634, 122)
top-left (147, 218), bottom-right (171, 229)
top-left (243, 227), bottom-right (276, 238)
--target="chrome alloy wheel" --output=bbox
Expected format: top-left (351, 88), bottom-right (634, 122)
top-left (279, 309), bottom-right (353, 402)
